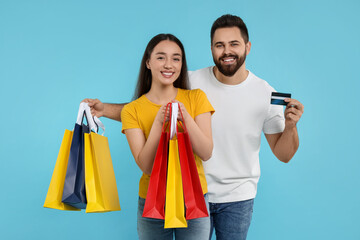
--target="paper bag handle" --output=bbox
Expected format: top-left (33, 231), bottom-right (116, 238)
top-left (76, 102), bottom-right (105, 135)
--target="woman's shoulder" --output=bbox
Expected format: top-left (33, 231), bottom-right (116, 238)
top-left (177, 88), bottom-right (211, 109)
top-left (177, 88), bottom-right (214, 116)
top-left (178, 88), bottom-right (206, 98)
top-left (122, 95), bottom-right (148, 115)
top-left (124, 95), bottom-right (147, 108)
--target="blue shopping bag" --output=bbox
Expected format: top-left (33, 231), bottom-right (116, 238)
top-left (62, 104), bottom-right (92, 209)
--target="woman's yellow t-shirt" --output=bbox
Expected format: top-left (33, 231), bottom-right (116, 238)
top-left (121, 88), bottom-right (214, 199)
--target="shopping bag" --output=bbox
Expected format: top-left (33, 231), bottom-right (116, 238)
top-left (177, 128), bottom-right (208, 219)
top-left (43, 130), bottom-right (80, 211)
top-left (62, 105), bottom-right (90, 209)
top-left (177, 105), bottom-right (209, 219)
top-left (142, 103), bottom-right (171, 219)
top-left (141, 131), bottom-right (169, 218)
top-left (85, 132), bottom-right (121, 213)
top-left (164, 138), bottom-right (187, 228)
top-left (164, 103), bottom-right (187, 228)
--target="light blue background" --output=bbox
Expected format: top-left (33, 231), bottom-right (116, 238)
top-left (1, 0), bottom-right (359, 239)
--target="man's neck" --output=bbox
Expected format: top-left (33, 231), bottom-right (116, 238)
top-left (213, 64), bottom-right (249, 85)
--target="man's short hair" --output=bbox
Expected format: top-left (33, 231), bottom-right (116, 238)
top-left (211, 14), bottom-right (249, 43)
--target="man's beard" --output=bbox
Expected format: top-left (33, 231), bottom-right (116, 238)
top-left (213, 51), bottom-right (246, 77)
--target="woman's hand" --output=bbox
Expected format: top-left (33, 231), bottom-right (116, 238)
top-left (154, 103), bottom-right (171, 126)
top-left (171, 100), bottom-right (191, 123)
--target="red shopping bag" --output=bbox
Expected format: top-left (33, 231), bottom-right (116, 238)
top-left (142, 103), bottom-right (171, 219)
top-left (177, 106), bottom-right (209, 220)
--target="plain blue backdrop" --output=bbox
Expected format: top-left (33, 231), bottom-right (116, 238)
top-left (1, 0), bottom-right (359, 239)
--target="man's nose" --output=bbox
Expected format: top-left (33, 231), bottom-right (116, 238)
top-left (223, 44), bottom-right (231, 54)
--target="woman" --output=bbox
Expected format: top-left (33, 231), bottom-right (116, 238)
top-left (121, 33), bottom-right (214, 240)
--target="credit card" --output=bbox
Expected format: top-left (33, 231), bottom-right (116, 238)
top-left (271, 92), bottom-right (291, 105)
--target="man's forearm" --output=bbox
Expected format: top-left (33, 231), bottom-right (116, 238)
top-left (103, 103), bottom-right (126, 122)
top-left (273, 126), bottom-right (299, 163)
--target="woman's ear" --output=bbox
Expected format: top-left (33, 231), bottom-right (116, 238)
top-left (146, 59), bottom-right (150, 69)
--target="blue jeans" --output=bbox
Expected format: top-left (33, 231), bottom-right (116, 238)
top-left (209, 199), bottom-right (254, 240)
top-left (137, 195), bottom-right (211, 240)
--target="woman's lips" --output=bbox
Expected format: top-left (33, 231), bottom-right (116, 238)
top-left (161, 71), bottom-right (174, 78)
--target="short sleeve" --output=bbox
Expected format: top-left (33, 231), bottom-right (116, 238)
top-left (191, 89), bottom-right (215, 117)
top-left (121, 103), bottom-right (140, 134)
top-left (263, 103), bottom-right (285, 134)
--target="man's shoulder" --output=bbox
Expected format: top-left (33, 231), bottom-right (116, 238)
top-left (189, 66), bottom-right (213, 78)
top-left (248, 71), bottom-right (275, 91)
top-left (188, 66), bottom-right (214, 89)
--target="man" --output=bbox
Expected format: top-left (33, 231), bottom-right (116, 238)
top-left (84, 14), bottom-right (304, 240)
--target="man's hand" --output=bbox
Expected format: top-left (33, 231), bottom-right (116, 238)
top-left (82, 98), bottom-right (104, 117)
top-left (284, 98), bottom-right (304, 129)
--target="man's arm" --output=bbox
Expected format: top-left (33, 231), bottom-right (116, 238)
top-left (82, 98), bottom-right (127, 122)
top-left (265, 98), bottom-right (304, 163)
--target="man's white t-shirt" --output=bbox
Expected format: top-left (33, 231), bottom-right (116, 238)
top-left (189, 67), bottom-right (285, 203)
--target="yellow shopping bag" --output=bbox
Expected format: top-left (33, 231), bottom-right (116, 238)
top-left (84, 132), bottom-right (121, 213)
top-left (164, 138), bottom-right (187, 228)
top-left (44, 130), bottom-right (80, 211)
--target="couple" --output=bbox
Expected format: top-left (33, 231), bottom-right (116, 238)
top-left (83, 14), bottom-right (304, 240)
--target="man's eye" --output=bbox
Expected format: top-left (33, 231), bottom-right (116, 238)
top-left (231, 43), bottom-right (239, 46)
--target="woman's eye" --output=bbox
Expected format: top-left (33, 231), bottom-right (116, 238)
top-left (173, 58), bottom-right (180, 62)
top-left (157, 57), bottom-right (164, 60)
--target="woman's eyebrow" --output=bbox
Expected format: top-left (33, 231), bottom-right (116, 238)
top-left (155, 52), bottom-right (182, 56)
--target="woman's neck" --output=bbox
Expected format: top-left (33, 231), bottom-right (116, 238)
top-left (145, 84), bottom-right (178, 105)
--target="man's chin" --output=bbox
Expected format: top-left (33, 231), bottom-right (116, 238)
top-left (218, 66), bottom-right (238, 77)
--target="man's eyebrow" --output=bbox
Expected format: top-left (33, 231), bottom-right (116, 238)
top-left (214, 40), bottom-right (241, 45)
